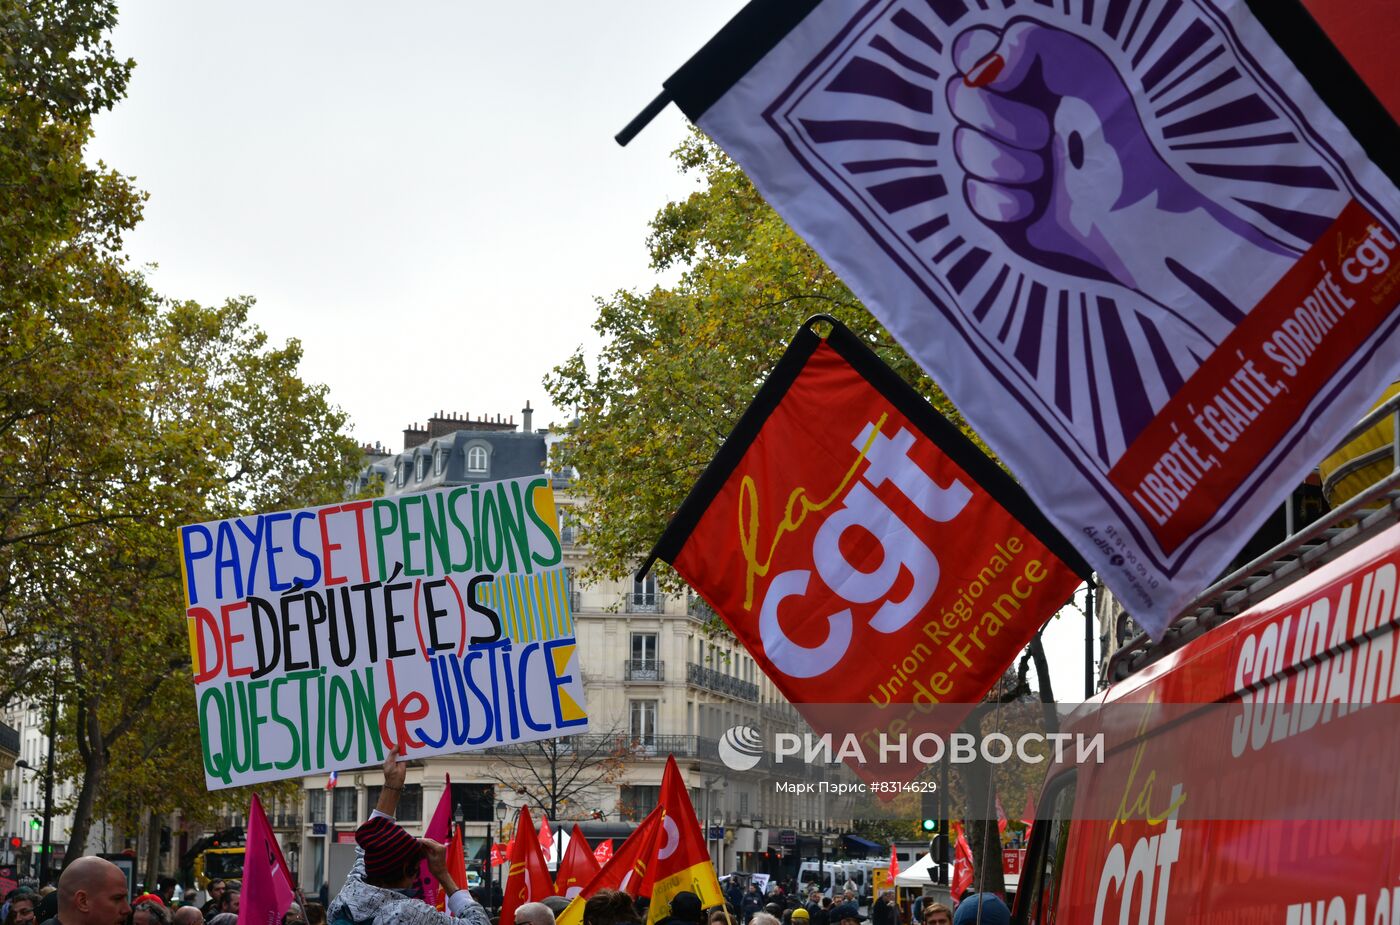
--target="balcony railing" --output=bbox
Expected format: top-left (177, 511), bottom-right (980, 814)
top-left (0, 722), bottom-right (18, 757)
top-left (625, 659), bottom-right (665, 682)
top-left (625, 592), bottom-right (667, 613)
top-left (686, 662), bottom-right (759, 701)
top-left (687, 597), bottom-right (716, 622)
top-left (571, 590), bottom-right (584, 612)
top-left (483, 733), bottom-right (708, 759)
top-left (273, 813), bottom-right (303, 828)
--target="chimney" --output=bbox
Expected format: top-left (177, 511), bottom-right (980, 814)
top-left (403, 422), bottom-right (428, 449)
top-left (522, 401), bottom-right (533, 434)
top-left (428, 411), bottom-right (471, 439)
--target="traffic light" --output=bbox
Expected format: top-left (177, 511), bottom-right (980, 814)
top-left (28, 819), bottom-right (40, 831)
top-left (8, 837), bottom-right (21, 849)
top-left (920, 790), bottom-right (939, 834)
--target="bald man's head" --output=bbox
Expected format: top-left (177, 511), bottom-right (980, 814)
top-left (58, 857), bottom-right (131, 925)
top-left (172, 906), bottom-right (204, 925)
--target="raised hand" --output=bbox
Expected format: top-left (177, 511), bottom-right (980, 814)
top-left (946, 17), bottom-right (1296, 344)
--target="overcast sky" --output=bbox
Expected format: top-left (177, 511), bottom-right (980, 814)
top-left (87, 0), bottom-right (1096, 700)
top-left (89, 0), bottom-right (747, 445)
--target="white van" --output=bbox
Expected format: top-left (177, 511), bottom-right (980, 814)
top-left (798, 860), bottom-right (837, 897)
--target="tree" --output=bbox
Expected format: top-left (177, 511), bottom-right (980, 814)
top-left (483, 726), bottom-right (640, 836)
top-left (1, 1), bottom-right (362, 865)
top-left (545, 132), bottom-right (981, 588)
top-left (5, 298), bottom-right (361, 862)
top-left (0, 0), bottom-right (147, 576)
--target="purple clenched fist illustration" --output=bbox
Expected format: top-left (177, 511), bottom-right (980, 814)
top-left (947, 18), bottom-right (1297, 345)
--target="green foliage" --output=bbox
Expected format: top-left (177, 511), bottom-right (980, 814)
top-left (0, 0), bottom-right (360, 857)
top-left (546, 131), bottom-right (983, 585)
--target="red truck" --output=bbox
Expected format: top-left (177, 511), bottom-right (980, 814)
top-left (1015, 506), bottom-right (1400, 923)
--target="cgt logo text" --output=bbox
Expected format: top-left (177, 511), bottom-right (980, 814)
top-left (717, 725), bottom-right (1104, 771)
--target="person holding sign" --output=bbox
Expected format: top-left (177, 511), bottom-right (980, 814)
top-left (327, 750), bottom-right (488, 925)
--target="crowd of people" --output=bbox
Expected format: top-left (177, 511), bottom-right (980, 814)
top-left (715, 882), bottom-right (1004, 925)
top-left (0, 757), bottom-right (1007, 925)
top-left (0, 863), bottom-right (328, 925)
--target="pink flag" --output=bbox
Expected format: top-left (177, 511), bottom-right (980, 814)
top-left (419, 775), bottom-right (455, 907)
top-left (237, 794), bottom-right (295, 925)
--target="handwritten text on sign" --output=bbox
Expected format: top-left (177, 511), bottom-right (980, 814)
top-left (179, 475), bottom-right (588, 790)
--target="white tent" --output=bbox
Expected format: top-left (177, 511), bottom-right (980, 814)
top-left (893, 853), bottom-right (950, 887)
top-left (891, 854), bottom-right (1018, 894)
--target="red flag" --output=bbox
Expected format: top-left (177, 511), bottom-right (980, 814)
top-left (555, 808), bottom-right (665, 925)
top-left (643, 757), bottom-right (725, 925)
top-left (490, 843), bottom-right (509, 868)
top-left (1021, 792), bottom-right (1036, 846)
top-left (539, 816), bottom-right (554, 856)
top-left (440, 827), bottom-right (469, 911)
top-left (419, 776), bottom-right (454, 908)
top-left (951, 823), bottom-right (974, 900)
top-left (648, 321), bottom-right (1086, 785)
top-left (556, 825), bottom-right (602, 899)
top-left (888, 844), bottom-right (899, 883)
top-left (500, 806), bottom-right (554, 925)
top-left (237, 794), bottom-right (295, 925)
top-left (593, 839), bottom-right (613, 865)
top-left (995, 796), bottom-right (1008, 836)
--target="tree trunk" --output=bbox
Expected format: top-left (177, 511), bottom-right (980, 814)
top-left (955, 712), bottom-right (1006, 897)
top-left (65, 697), bottom-right (105, 861)
top-left (144, 809), bottom-right (162, 889)
top-left (1028, 634), bottom-right (1060, 735)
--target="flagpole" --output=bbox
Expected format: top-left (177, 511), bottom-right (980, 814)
top-left (614, 90), bottom-right (671, 147)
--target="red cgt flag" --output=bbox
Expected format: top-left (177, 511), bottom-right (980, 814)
top-left (643, 757), bottom-right (725, 925)
top-left (500, 806), bottom-right (553, 925)
top-left (888, 844), bottom-right (899, 883)
top-left (556, 825), bottom-right (602, 899)
top-left (556, 809), bottom-right (665, 925)
top-left (644, 320), bottom-right (1087, 783)
top-left (593, 839), bottom-right (614, 865)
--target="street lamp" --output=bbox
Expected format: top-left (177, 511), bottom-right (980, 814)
top-left (15, 752), bottom-right (53, 885)
top-left (490, 799), bottom-right (508, 912)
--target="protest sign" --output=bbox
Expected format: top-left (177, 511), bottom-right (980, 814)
top-left (179, 474), bottom-right (588, 790)
top-left (657, 0), bottom-right (1400, 638)
top-left (645, 319), bottom-right (1086, 775)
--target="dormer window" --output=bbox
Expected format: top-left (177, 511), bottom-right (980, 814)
top-left (415, 454), bottom-right (429, 481)
top-left (466, 445), bottom-right (489, 474)
top-left (434, 447), bottom-right (447, 475)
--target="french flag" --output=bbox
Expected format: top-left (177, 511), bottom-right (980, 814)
top-left (326, 771), bottom-right (339, 790)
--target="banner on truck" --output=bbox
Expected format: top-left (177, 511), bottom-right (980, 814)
top-left (179, 475), bottom-right (588, 789)
top-left (659, 0), bottom-right (1400, 637)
